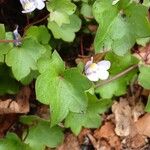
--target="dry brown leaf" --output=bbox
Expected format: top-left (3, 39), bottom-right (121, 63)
top-left (56, 133), bottom-right (80, 150)
top-left (135, 113), bottom-right (150, 137)
top-left (94, 122), bottom-right (121, 150)
top-left (0, 114), bottom-right (17, 138)
top-left (36, 105), bottom-right (50, 119)
top-left (0, 86), bottom-right (30, 114)
top-left (121, 134), bottom-right (146, 150)
top-left (112, 99), bottom-right (132, 136)
top-left (132, 100), bottom-right (144, 122)
top-left (78, 128), bottom-right (91, 145)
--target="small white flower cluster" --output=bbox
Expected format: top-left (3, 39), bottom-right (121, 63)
top-left (20, 0), bottom-right (45, 13)
top-left (85, 57), bottom-right (111, 82)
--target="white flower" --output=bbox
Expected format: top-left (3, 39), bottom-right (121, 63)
top-left (20, 0), bottom-right (46, 13)
top-left (85, 57), bottom-right (111, 82)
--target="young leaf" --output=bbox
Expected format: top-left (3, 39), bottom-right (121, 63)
top-left (47, 0), bottom-right (76, 27)
top-left (93, 0), bottom-right (150, 55)
top-left (20, 116), bottom-right (64, 150)
top-left (0, 133), bottom-right (30, 150)
top-left (6, 38), bottom-right (46, 81)
top-left (95, 52), bottom-right (138, 98)
top-left (138, 65), bottom-right (150, 89)
top-left (65, 93), bottom-right (112, 135)
top-left (48, 14), bottom-right (81, 42)
top-left (50, 10), bottom-right (70, 27)
top-left (36, 51), bottom-right (91, 126)
top-left (81, 3), bottom-right (93, 19)
top-left (143, 0), bottom-right (150, 8)
top-left (47, 0), bottom-right (76, 15)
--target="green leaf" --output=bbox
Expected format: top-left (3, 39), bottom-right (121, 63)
top-left (0, 133), bottom-right (30, 150)
top-left (138, 65), bottom-right (150, 89)
top-left (143, 0), bottom-right (150, 7)
top-left (106, 52), bottom-right (138, 75)
top-left (20, 70), bottom-right (39, 85)
top-left (36, 51), bottom-right (91, 126)
top-left (20, 115), bottom-right (40, 125)
top-left (48, 14), bottom-right (81, 42)
top-left (95, 52), bottom-right (138, 98)
top-left (0, 24), bottom-right (5, 39)
top-left (93, 0), bottom-right (150, 55)
top-left (25, 26), bottom-right (51, 45)
top-left (81, 3), bottom-right (93, 18)
top-left (65, 93), bottom-right (112, 135)
top-left (96, 77), bottom-right (134, 98)
top-left (145, 95), bottom-right (150, 112)
top-left (21, 116), bottom-right (64, 150)
top-left (0, 64), bottom-right (20, 95)
top-left (47, 0), bottom-right (76, 15)
top-left (0, 54), bottom-right (4, 63)
top-left (50, 10), bottom-right (70, 27)
top-left (47, 0), bottom-right (76, 27)
top-left (0, 29), bottom-right (14, 61)
top-left (136, 37), bottom-right (150, 46)
top-left (37, 50), bottom-right (64, 74)
top-left (6, 38), bottom-right (46, 81)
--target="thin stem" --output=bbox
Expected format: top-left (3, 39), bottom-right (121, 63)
top-left (0, 14), bottom-right (50, 44)
top-left (24, 13), bottom-right (50, 32)
top-left (95, 64), bottom-right (138, 89)
top-left (0, 39), bottom-right (22, 43)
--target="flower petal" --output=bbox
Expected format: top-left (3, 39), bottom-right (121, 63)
top-left (85, 63), bottom-right (98, 75)
top-left (21, 0), bottom-right (36, 13)
top-left (98, 70), bottom-right (109, 80)
top-left (35, 0), bottom-right (45, 10)
top-left (86, 72), bottom-right (99, 82)
top-left (97, 60), bottom-right (111, 70)
top-left (85, 57), bottom-right (93, 70)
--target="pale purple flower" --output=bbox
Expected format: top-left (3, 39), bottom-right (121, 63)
top-left (13, 25), bottom-right (22, 46)
top-left (20, 0), bottom-right (46, 13)
top-left (85, 57), bottom-right (111, 82)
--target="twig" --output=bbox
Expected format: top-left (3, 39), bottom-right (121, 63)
top-left (95, 64), bottom-right (138, 89)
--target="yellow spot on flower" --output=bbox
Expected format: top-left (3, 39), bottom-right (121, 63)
top-left (89, 63), bottom-right (97, 69)
top-left (23, 2), bottom-right (34, 10)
